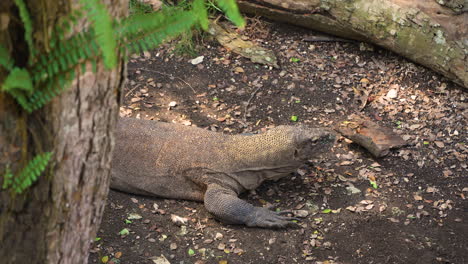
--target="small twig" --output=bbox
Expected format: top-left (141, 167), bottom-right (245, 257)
top-left (243, 86), bottom-right (263, 122)
top-left (129, 67), bottom-right (196, 93)
top-left (124, 83), bottom-right (141, 97)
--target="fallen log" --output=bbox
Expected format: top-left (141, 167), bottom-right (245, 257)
top-left (238, 0), bottom-right (468, 88)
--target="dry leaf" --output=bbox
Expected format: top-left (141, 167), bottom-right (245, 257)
top-left (149, 255), bottom-right (171, 264)
top-left (434, 141), bottom-right (445, 148)
top-left (170, 214), bottom-right (188, 226)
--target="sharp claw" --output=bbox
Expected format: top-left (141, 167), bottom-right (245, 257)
top-left (250, 207), bottom-right (304, 228)
top-left (281, 216), bottom-right (301, 221)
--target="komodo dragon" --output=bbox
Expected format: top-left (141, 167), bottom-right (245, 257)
top-left (111, 117), bottom-right (336, 228)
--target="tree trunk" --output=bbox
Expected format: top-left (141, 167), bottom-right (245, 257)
top-left (0, 1), bottom-right (126, 263)
top-left (238, 0), bottom-right (468, 88)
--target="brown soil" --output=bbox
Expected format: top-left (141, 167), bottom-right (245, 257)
top-left (89, 20), bottom-right (467, 264)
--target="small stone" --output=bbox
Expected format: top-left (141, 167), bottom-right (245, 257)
top-left (268, 238), bottom-right (276, 245)
top-left (346, 186), bottom-right (361, 195)
top-left (190, 56), bottom-right (204, 65)
top-left (386, 89), bottom-right (398, 99)
top-left (170, 243), bottom-right (177, 250)
top-left (148, 238), bottom-right (156, 243)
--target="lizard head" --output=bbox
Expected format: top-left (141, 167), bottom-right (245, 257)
top-left (293, 127), bottom-right (337, 161)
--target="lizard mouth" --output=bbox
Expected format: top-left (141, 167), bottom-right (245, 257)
top-left (297, 132), bottom-right (337, 160)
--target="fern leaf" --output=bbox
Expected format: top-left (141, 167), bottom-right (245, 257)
top-left (3, 152), bottom-right (52, 194)
top-left (193, 0), bottom-right (209, 30)
top-left (8, 90), bottom-right (32, 112)
top-left (215, 0), bottom-right (245, 27)
top-left (119, 9), bottom-right (198, 55)
top-left (12, 152), bottom-right (52, 193)
top-left (0, 45), bottom-right (14, 71)
top-left (2, 166), bottom-right (13, 189)
top-left (13, 0), bottom-right (36, 63)
top-left (81, 0), bottom-right (117, 69)
top-left (31, 31), bottom-right (97, 84)
top-left (1, 67), bottom-right (33, 94)
top-left (2, 68), bottom-right (33, 111)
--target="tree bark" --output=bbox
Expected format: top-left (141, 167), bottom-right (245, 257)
top-left (238, 0), bottom-right (468, 88)
top-left (0, 1), bottom-right (126, 263)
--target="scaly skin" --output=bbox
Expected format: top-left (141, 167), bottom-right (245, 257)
top-left (111, 117), bottom-right (335, 228)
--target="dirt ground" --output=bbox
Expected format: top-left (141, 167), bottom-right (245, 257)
top-left (88, 20), bottom-right (467, 264)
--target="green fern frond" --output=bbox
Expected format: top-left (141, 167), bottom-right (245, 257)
top-left (118, 9), bottom-right (198, 55)
top-left (0, 45), bottom-right (14, 71)
top-left (13, 0), bottom-right (36, 63)
top-left (3, 0), bottom-right (242, 113)
top-left (32, 32), bottom-right (99, 84)
top-left (27, 70), bottom-right (76, 112)
top-left (25, 30), bottom-right (101, 111)
top-left (81, 0), bottom-right (117, 69)
top-left (2, 166), bottom-right (13, 190)
top-left (193, 0), bottom-right (209, 30)
top-left (1, 68), bottom-right (33, 93)
top-left (1, 68), bottom-right (33, 111)
top-left (2, 152), bottom-right (52, 194)
top-left (215, 0), bottom-right (245, 27)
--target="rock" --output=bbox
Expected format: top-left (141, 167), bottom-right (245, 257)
top-left (170, 243), bottom-right (177, 250)
top-left (346, 186), bottom-right (362, 195)
top-left (386, 89), bottom-right (398, 99)
top-left (127, 213), bottom-right (142, 220)
top-left (190, 56), bottom-right (204, 65)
